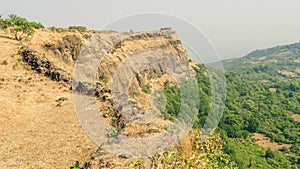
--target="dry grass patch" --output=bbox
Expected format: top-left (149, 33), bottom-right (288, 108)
top-left (291, 114), bottom-right (300, 122)
top-left (253, 133), bottom-right (292, 151)
top-left (266, 59), bottom-right (279, 63)
top-left (269, 88), bottom-right (277, 93)
top-left (293, 59), bottom-right (300, 63)
top-left (258, 56), bottom-right (266, 61)
top-left (244, 61), bottom-right (260, 65)
top-left (278, 70), bottom-right (296, 77)
top-left (275, 51), bottom-right (293, 57)
top-left (261, 80), bottom-right (270, 83)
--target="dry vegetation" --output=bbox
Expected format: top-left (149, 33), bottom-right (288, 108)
top-left (278, 70), bottom-right (296, 77)
top-left (269, 88), bottom-right (277, 93)
top-left (291, 114), bottom-right (300, 122)
top-left (252, 133), bottom-right (292, 151)
top-left (0, 29), bottom-right (97, 168)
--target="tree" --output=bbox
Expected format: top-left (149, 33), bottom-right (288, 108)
top-left (3, 14), bottom-right (44, 40)
top-left (289, 80), bottom-right (299, 91)
top-left (265, 149), bottom-right (275, 159)
top-left (219, 114), bottom-right (245, 138)
top-left (246, 115), bottom-right (260, 132)
top-left (0, 14), bottom-right (4, 29)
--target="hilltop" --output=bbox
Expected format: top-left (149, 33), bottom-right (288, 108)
top-left (0, 15), bottom-right (235, 168)
top-left (222, 41), bottom-right (300, 80)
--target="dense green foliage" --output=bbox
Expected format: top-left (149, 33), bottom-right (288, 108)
top-left (222, 138), bottom-right (299, 168)
top-left (163, 42), bottom-right (300, 168)
top-left (161, 64), bottom-right (212, 127)
top-left (218, 42), bottom-right (300, 168)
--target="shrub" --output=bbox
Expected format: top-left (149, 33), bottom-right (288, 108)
top-left (141, 84), bottom-right (151, 94)
top-left (50, 26), bottom-right (63, 33)
top-left (17, 58), bottom-right (23, 63)
top-left (105, 128), bottom-right (119, 138)
top-left (0, 14), bottom-right (3, 28)
top-left (265, 149), bottom-right (275, 159)
top-left (70, 161), bottom-right (91, 169)
top-left (279, 147), bottom-right (289, 153)
top-left (68, 26), bottom-right (87, 32)
top-left (1, 60), bottom-right (8, 65)
top-left (29, 21), bottom-right (44, 29)
top-left (246, 115), bottom-right (261, 132)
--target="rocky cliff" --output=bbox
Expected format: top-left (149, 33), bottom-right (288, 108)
top-left (0, 27), bottom-right (199, 168)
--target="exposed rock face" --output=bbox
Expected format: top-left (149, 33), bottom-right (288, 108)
top-left (44, 34), bottom-right (84, 62)
top-left (19, 29), bottom-right (195, 163)
top-left (20, 29), bottom-right (190, 125)
top-left (87, 30), bottom-right (190, 133)
top-left (21, 47), bottom-right (71, 84)
top-left (20, 29), bottom-right (192, 134)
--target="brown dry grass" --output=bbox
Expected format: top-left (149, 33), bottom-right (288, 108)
top-left (278, 70), bottom-right (296, 77)
top-left (0, 30), bottom-right (97, 169)
top-left (269, 88), bottom-right (277, 93)
top-left (275, 51), bottom-right (293, 57)
top-left (266, 59), bottom-right (279, 63)
top-left (261, 80), bottom-right (270, 83)
top-left (244, 61), bottom-right (260, 65)
top-left (253, 133), bottom-right (292, 151)
top-left (258, 56), bottom-right (266, 61)
top-left (28, 28), bottom-right (92, 74)
top-left (291, 114), bottom-right (300, 122)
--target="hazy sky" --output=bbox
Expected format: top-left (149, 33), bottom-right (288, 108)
top-left (1, 0), bottom-right (300, 61)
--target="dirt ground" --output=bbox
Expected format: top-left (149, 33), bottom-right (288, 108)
top-left (0, 32), bottom-right (97, 169)
top-left (291, 114), bottom-right (300, 122)
top-left (269, 88), bottom-right (277, 93)
top-left (252, 133), bottom-right (292, 151)
top-left (278, 70), bottom-right (296, 77)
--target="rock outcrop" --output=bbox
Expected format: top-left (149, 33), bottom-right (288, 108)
top-left (16, 28), bottom-right (197, 168)
top-left (21, 47), bottom-right (71, 84)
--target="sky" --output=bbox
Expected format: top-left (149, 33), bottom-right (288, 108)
top-left (1, 0), bottom-right (300, 61)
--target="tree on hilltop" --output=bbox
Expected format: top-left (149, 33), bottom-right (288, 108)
top-left (2, 14), bottom-right (44, 41)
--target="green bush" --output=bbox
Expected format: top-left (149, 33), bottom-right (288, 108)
top-left (265, 149), bottom-right (275, 159)
top-left (141, 84), bottom-right (151, 94)
top-left (70, 161), bottom-right (91, 169)
top-left (29, 21), bottom-right (44, 29)
top-left (68, 26), bottom-right (87, 32)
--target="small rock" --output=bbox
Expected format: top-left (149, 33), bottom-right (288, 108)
top-left (148, 128), bottom-right (160, 133)
top-left (118, 153), bottom-right (132, 159)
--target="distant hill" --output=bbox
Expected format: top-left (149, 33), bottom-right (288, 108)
top-left (222, 41), bottom-right (300, 81)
